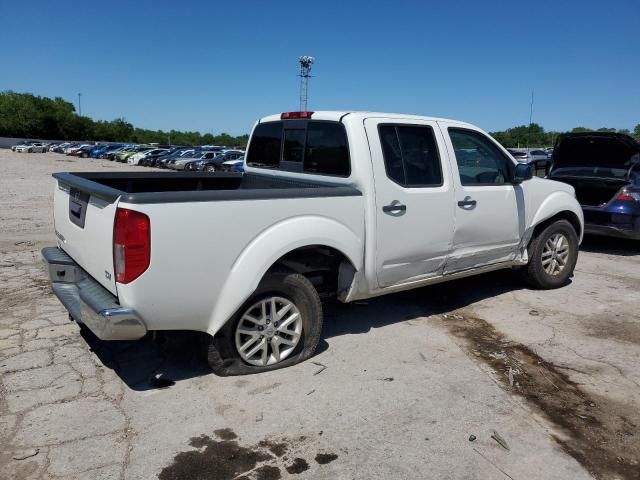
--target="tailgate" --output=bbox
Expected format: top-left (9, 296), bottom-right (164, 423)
top-left (53, 180), bottom-right (119, 295)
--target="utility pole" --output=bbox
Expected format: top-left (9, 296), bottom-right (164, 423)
top-left (77, 93), bottom-right (82, 116)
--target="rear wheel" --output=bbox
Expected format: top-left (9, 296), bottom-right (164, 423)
top-left (205, 272), bottom-right (323, 376)
top-left (204, 164), bottom-right (216, 172)
top-left (522, 219), bottom-right (578, 289)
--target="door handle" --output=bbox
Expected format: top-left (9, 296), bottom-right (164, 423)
top-left (382, 202), bottom-right (407, 213)
top-left (457, 198), bottom-right (477, 207)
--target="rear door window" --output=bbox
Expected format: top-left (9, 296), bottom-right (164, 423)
top-left (378, 125), bottom-right (443, 187)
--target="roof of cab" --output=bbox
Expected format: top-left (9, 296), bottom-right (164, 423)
top-left (258, 111), bottom-right (475, 128)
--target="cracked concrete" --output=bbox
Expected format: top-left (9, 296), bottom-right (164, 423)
top-left (1, 151), bottom-right (639, 479)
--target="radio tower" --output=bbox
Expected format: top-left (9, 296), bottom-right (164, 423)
top-left (298, 56), bottom-right (315, 112)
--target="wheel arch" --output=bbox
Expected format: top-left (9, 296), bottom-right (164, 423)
top-left (530, 191), bottom-right (584, 243)
top-left (206, 216), bottom-right (363, 336)
top-left (531, 209), bottom-right (583, 244)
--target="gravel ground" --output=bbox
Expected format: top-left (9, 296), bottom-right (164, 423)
top-left (0, 150), bottom-right (638, 479)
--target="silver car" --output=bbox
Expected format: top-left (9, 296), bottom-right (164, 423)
top-left (14, 142), bottom-right (47, 153)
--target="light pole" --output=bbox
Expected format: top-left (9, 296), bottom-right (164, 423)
top-left (298, 56), bottom-right (315, 112)
top-left (77, 93), bottom-right (82, 116)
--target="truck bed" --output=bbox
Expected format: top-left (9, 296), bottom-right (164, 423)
top-left (53, 172), bottom-right (360, 204)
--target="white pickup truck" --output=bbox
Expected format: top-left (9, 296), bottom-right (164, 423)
top-left (43, 111), bottom-right (583, 375)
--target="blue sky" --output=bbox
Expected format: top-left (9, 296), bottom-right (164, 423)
top-left (2, 0), bottom-right (639, 135)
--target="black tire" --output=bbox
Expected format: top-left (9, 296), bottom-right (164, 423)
top-left (205, 272), bottom-right (323, 376)
top-left (205, 164), bottom-right (216, 172)
top-left (522, 219), bottom-right (578, 289)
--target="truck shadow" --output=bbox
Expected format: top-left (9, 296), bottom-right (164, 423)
top-left (323, 270), bottom-right (527, 339)
top-left (579, 235), bottom-right (640, 257)
top-left (80, 270), bottom-right (528, 390)
top-left (81, 329), bottom-right (211, 391)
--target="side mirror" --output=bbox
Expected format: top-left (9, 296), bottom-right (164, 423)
top-left (513, 163), bottom-right (533, 184)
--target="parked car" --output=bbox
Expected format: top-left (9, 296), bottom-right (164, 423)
top-left (103, 146), bottom-right (130, 161)
top-left (65, 144), bottom-right (87, 155)
top-left (139, 148), bottom-right (183, 167)
top-left (43, 110), bottom-right (583, 376)
top-left (185, 149), bottom-right (245, 172)
top-left (14, 142), bottom-right (47, 153)
top-left (156, 149), bottom-right (196, 169)
top-left (91, 144), bottom-right (122, 158)
top-left (548, 132), bottom-right (640, 239)
top-left (221, 157), bottom-right (244, 173)
top-left (51, 143), bottom-right (71, 153)
top-left (128, 148), bottom-right (169, 165)
top-left (11, 141), bottom-right (35, 152)
top-left (72, 145), bottom-right (98, 158)
top-left (171, 150), bottom-right (217, 170)
top-left (507, 149), bottom-right (549, 163)
top-left (116, 146), bottom-right (153, 163)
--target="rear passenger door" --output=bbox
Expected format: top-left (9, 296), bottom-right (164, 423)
top-left (365, 119), bottom-right (456, 287)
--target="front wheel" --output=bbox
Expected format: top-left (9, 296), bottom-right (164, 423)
top-left (522, 219), bottom-right (578, 289)
top-left (204, 164), bottom-right (216, 172)
top-left (205, 272), bottom-right (323, 376)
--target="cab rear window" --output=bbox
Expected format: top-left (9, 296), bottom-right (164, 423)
top-left (247, 121), bottom-right (350, 177)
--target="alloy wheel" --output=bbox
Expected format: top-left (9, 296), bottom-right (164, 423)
top-left (541, 233), bottom-right (570, 276)
top-left (235, 296), bottom-right (303, 366)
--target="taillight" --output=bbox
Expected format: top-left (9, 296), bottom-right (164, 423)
top-left (281, 111), bottom-right (313, 119)
top-left (113, 208), bottom-right (150, 284)
top-left (615, 189), bottom-right (640, 202)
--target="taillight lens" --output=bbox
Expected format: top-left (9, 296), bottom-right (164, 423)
top-left (615, 189), bottom-right (640, 202)
top-left (113, 208), bottom-right (150, 284)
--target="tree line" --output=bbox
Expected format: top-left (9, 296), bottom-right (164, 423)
top-left (1, 90), bottom-right (638, 148)
top-left (490, 122), bottom-right (640, 148)
top-left (0, 91), bottom-right (249, 146)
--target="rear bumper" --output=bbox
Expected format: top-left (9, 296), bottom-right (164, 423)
top-left (41, 247), bottom-right (147, 340)
top-left (584, 223), bottom-right (640, 239)
top-left (583, 209), bottom-right (640, 240)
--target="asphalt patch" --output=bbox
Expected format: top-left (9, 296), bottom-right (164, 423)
top-left (439, 312), bottom-right (640, 480)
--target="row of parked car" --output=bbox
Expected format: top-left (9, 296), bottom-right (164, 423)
top-left (35, 142), bottom-right (246, 173)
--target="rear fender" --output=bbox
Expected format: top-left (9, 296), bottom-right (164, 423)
top-left (206, 216), bottom-right (363, 336)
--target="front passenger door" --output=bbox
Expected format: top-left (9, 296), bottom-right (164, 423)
top-left (441, 125), bottom-right (523, 273)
